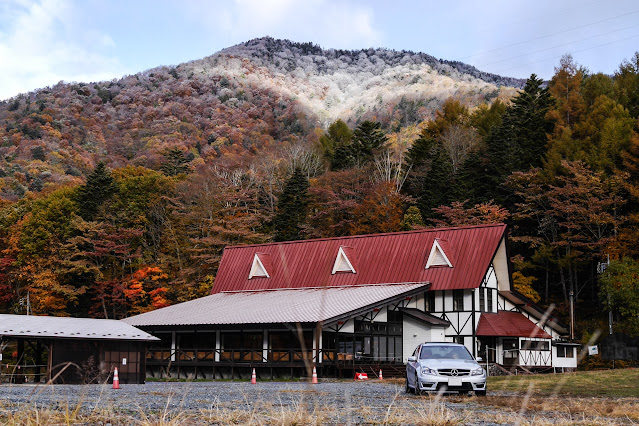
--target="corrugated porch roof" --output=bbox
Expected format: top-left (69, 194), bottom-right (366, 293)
top-left (123, 283), bottom-right (429, 327)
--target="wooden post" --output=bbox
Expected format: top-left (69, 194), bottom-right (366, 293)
top-left (35, 340), bottom-right (42, 383)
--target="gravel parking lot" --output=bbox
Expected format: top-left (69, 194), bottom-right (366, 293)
top-left (0, 380), bottom-right (496, 424)
top-left (0, 380), bottom-right (632, 424)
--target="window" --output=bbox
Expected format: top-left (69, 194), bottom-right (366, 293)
top-left (249, 253), bottom-right (270, 279)
top-left (425, 292), bottom-right (436, 312)
top-left (453, 290), bottom-right (464, 311)
top-left (557, 346), bottom-right (575, 358)
top-left (332, 246), bottom-right (356, 274)
top-left (479, 289), bottom-right (486, 312)
top-left (487, 289), bottom-right (494, 313)
top-left (521, 340), bottom-right (550, 351)
top-left (425, 239), bottom-right (453, 269)
top-left (452, 335), bottom-right (464, 345)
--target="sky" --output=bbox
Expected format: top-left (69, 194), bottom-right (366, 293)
top-left (0, 0), bottom-right (638, 100)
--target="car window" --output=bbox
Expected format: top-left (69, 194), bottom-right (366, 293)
top-left (419, 345), bottom-right (473, 360)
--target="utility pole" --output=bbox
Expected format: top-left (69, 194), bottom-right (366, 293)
top-left (569, 290), bottom-right (574, 340)
top-left (597, 255), bottom-right (612, 335)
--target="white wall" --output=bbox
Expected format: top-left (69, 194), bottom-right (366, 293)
top-left (493, 239), bottom-right (510, 291)
top-left (402, 316), bottom-right (430, 363)
top-left (553, 347), bottom-right (578, 368)
top-left (371, 306), bottom-right (388, 323)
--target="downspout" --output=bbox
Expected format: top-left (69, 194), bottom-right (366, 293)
top-left (471, 289), bottom-right (476, 357)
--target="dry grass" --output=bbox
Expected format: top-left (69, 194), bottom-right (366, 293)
top-left (489, 368), bottom-right (639, 397)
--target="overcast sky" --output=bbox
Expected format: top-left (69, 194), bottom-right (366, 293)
top-left (1, 0), bottom-right (638, 100)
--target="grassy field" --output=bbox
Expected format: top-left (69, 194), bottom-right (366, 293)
top-left (488, 368), bottom-right (639, 397)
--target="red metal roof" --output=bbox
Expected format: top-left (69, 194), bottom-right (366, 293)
top-left (212, 224), bottom-right (507, 294)
top-left (476, 311), bottom-right (552, 339)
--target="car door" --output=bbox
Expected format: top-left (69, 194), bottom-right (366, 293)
top-left (406, 346), bottom-right (420, 387)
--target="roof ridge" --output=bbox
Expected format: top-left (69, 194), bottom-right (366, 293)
top-left (224, 223), bottom-right (507, 249)
top-left (218, 281), bottom-right (431, 294)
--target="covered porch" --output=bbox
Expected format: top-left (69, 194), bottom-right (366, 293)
top-left (123, 283), bottom-right (430, 379)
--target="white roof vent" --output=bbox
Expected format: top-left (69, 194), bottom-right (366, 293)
top-left (425, 239), bottom-right (453, 269)
top-left (332, 246), bottom-right (356, 274)
top-left (249, 253), bottom-right (271, 279)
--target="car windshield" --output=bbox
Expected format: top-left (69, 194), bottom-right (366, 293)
top-left (420, 345), bottom-right (473, 360)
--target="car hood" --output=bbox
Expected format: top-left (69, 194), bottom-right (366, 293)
top-left (418, 359), bottom-right (480, 370)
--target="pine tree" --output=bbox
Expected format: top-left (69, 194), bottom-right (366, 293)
top-left (273, 168), bottom-right (310, 241)
top-left (319, 120), bottom-right (354, 170)
top-left (352, 120), bottom-right (388, 164)
top-left (474, 74), bottom-right (554, 205)
top-left (76, 162), bottom-right (116, 221)
top-left (404, 135), bottom-right (454, 219)
top-left (161, 148), bottom-right (190, 176)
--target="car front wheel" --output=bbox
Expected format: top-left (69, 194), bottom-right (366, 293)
top-left (405, 376), bottom-right (412, 393)
top-left (475, 390), bottom-right (487, 397)
top-left (414, 374), bottom-right (422, 396)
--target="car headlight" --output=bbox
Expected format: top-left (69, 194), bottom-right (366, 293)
top-left (421, 367), bottom-right (437, 375)
top-left (471, 367), bottom-right (485, 376)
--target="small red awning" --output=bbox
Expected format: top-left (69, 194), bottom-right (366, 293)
top-left (477, 311), bottom-right (551, 339)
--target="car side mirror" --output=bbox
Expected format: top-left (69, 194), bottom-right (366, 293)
top-left (407, 356), bottom-right (417, 362)
top-left (476, 357), bottom-right (483, 362)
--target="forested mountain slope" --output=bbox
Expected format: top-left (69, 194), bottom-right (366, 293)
top-left (0, 37), bottom-right (519, 201)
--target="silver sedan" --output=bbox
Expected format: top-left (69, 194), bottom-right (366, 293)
top-left (406, 342), bottom-right (487, 395)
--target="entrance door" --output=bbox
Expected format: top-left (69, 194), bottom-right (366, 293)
top-left (502, 338), bottom-right (519, 366)
top-left (477, 337), bottom-right (496, 363)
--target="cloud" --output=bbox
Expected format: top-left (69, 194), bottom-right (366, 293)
top-left (189, 0), bottom-right (381, 50)
top-left (0, 0), bottom-right (128, 100)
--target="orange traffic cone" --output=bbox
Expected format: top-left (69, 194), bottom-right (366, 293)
top-left (379, 369), bottom-right (383, 380)
top-left (312, 366), bottom-right (318, 384)
top-left (251, 368), bottom-right (257, 384)
top-left (112, 367), bottom-right (120, 389)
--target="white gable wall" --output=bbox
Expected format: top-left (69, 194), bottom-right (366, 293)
top-left (493, 238), bottom-right (510, 291)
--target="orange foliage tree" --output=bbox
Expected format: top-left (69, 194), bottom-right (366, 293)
top-left (123, 266), bottom-right (170, 315)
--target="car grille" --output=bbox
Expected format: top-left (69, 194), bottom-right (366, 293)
top-left (438, 369), bottom-right (470, 376)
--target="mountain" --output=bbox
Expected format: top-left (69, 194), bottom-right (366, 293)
top-left (0, 37), bottom-right (522, 201)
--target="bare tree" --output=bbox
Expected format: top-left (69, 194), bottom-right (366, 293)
top-left (440, 125), bottom-right (480, 173)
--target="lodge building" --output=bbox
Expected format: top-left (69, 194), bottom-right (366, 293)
top-left (124, 224), bottom-right (578, 379)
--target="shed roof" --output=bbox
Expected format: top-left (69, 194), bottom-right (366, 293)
top-left (476, 311), bottom-right (552, 339)
top-left (400, 308), bottom-right (450, 326)
top-left (123, 283), bottom-right (428, 327)
top-left (0, 314), bottom-right (159, 341)
top-left (213, 224), bottom-right (507, 293)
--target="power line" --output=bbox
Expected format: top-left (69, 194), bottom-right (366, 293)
top-left (494, 32), bottom-right (639, 74)
top-left (475, 23), bottom-right (639, 69)
top-left (459, 9), bottom-right (639, 61)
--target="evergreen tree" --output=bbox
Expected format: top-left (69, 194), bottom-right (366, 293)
top-left (352, 120), bottom-right (387, 164)
top-left (404, 135), bottom-right (455, 219)
top-left (401, 206), bottom-right (425, 230)
top-left (76, 162), bottom-right (116, 221)
top-left (161, 148), bottom-right (190, 176)
top-left (273, 168), bottom-right (310, 241)
top-left (319, 120), bottom-right (354, 170)
top-left (472, 74), bottom-right (554, 205)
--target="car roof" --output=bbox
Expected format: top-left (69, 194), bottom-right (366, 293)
top-left (420, 342), bottom-right (465, 347)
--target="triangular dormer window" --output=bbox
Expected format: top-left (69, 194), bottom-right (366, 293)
top-left (332, 246), bottom-right (356, 274)
top-left (425, 239), bottom-right (453, 269)
top-left (249, 253), bottom-right (271, 279)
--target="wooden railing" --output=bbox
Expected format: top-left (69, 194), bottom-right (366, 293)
top-left (146, 348), bottom-right (401, 365)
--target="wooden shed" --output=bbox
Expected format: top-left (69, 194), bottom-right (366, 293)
top-left (0, 314), bottom-right (159, 384)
